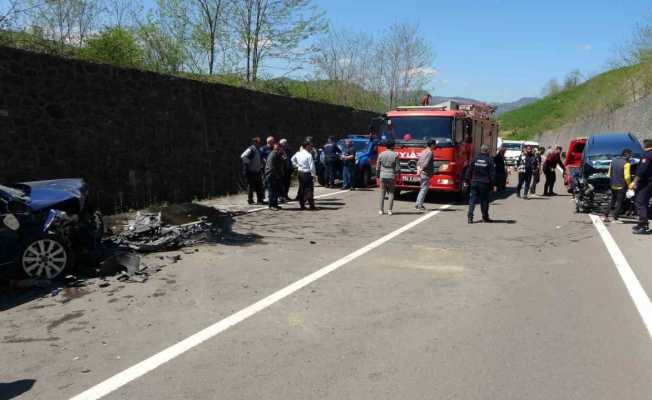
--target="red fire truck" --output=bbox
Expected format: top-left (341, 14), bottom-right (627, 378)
top-left (375, 101), bottom-right (499, 197)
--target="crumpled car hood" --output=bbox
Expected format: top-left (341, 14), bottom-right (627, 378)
top-left (23, 179), bottom-right (87, 212)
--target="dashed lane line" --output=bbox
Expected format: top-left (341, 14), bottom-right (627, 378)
top-left (590, 214), bottom-right (652, 339)
top-left (69, 204), bottom-right (452, 400)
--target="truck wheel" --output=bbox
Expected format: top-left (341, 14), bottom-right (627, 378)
top-left (21, 234), bottom-right (72, 279)
top-left (455, 173), bottom-right (469, 203)
top-left (394, 189), bottom-right (402, 199)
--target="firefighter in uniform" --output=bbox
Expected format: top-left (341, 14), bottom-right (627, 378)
top-left (631, 139), bottom-right (652, 235)
top-left (465, 144), bottom-right (496, 224)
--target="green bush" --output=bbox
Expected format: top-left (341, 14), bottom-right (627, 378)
top-left (79, 27), bottom-right (144, 68)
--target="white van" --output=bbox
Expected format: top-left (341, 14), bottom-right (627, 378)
top-left (498, 139), bottom-right (523, 166)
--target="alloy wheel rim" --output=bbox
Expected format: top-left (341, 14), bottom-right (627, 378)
top-left (22, 239), bottom-right (67, 279)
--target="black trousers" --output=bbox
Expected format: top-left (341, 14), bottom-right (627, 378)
top-left (606, 188), bottom-right (627, 219)
top-left (297, 172), bottom-right (315, 209)
top-left (266, 176), bottom-right (282, 208)
top-left (283, 171), bottom-right (292, 198)
top-left (531, 171), bottom-right (540, 194)
top-left (495, 172), bottom-right (507, 192)
top-left (246, 171), bottom-right (264, 203)
top-left (635, 181), bottom-right (652, 227)
top-left (325, 159), bottom-right (337, 187)
top-left (543, 169), bottom-right (556, 195)
top-left (517, 171), bottom-right (533, 196)
top-left (468, 183), bottom-right (490, 220)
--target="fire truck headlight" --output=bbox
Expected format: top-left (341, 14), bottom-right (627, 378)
top-left (439, 163), bottom-right (449, 171)
top-left (437, 178), bottom-right (452, 185)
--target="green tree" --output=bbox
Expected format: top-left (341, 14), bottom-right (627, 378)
top-left (80, 27), bottom-right (143, 67)
top-left (231, 0), bottom-right (327, 82)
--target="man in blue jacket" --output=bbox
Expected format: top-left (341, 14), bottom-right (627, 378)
top-left (323, 136), bottom-right (342, 188)
top-left (465, 145), bottom-right (496, 224)
top-left (632, 139), bottom-right (652, 234)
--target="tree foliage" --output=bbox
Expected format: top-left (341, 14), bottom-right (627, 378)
top-left (313, 23), bottom-right (436, 110)
top-left (231, 0), bottom-right (327, 82)
top-left (1, 0), bottom-right (435, 112)
top-left (79, 26), bottom-right (143, 67)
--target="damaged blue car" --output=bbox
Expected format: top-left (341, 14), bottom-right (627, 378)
top-left (0, 179), bottom-right (103, 279)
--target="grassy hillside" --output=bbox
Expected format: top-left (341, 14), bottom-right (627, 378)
top-left (499, 65), bottom-right (644, 139)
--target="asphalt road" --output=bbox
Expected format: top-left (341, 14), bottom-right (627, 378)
top-left (2, 174), bottom-right (652, 400)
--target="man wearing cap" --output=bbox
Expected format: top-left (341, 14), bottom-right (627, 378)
top-left (631, 139), bottom-right (652, 234)
top-left (415, 139), bottom-right (438, 211)
top-left (465, 145), bottom-right (496, 224)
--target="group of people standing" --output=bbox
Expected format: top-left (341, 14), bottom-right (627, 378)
top-left (321, 136), bottom-right (357, 190)
top-left (493, 144), bottom-right (566, 199)
top-left (241, 136), bottom-right (315, 211)
top-left (375, 139), bottom-right (496, 223)
top-left (604, 139), bottom-right (652, 235)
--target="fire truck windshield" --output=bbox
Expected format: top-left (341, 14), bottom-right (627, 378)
top-left (384, 116), bottom-right (453, 143)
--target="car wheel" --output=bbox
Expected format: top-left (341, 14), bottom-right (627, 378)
top-left (21, 235), bottom-right (72, 279)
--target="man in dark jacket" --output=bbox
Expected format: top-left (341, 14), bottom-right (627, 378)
top-left (279, 138), bottom-right (294, 201)
top-left (494, 147), bottom-right (507, 193)
top-left (542, 145), bottom-right (565, 196)
top-left (341, 139), bottom-right (356, 190)
top-left (265, 144), bottom-right (285, 210)
top-left (516, 145), bottom-right (539, 199)
top-left (631, 139), bottom-right (652, 234)
top-left (465, 145), bottom-right (496, 224)
top-left (323, 136), bottom-right (342, 188)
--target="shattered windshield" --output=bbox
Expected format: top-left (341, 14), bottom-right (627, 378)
top-left (384, 117), bottom-right (453, 142)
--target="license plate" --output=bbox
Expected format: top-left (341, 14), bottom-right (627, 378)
top-left (403, 175), bottom-right (420, 183)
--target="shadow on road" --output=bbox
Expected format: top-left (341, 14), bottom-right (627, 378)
top-left (0, 379), bottom-right (36, 400)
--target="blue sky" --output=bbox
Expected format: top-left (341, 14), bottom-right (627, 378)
top-left (314, 0), bottom-right (652, 102)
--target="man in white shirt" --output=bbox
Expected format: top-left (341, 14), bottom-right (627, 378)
top-left (291, 141), bottom-right (317, 210)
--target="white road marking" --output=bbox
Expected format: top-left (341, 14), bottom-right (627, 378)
top-left (70, 204), bottom-right (452, 400)
top-left (246, 189), bottom-right (350, 213)
top-left (590, 214), bottom-right (652, 338)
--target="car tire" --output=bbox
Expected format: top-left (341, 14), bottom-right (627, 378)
top-left (21, 234), bottom-right (72, 280)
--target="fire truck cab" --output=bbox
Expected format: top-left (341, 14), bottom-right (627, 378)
top-left (376, 101), bottom-right (499, 195)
